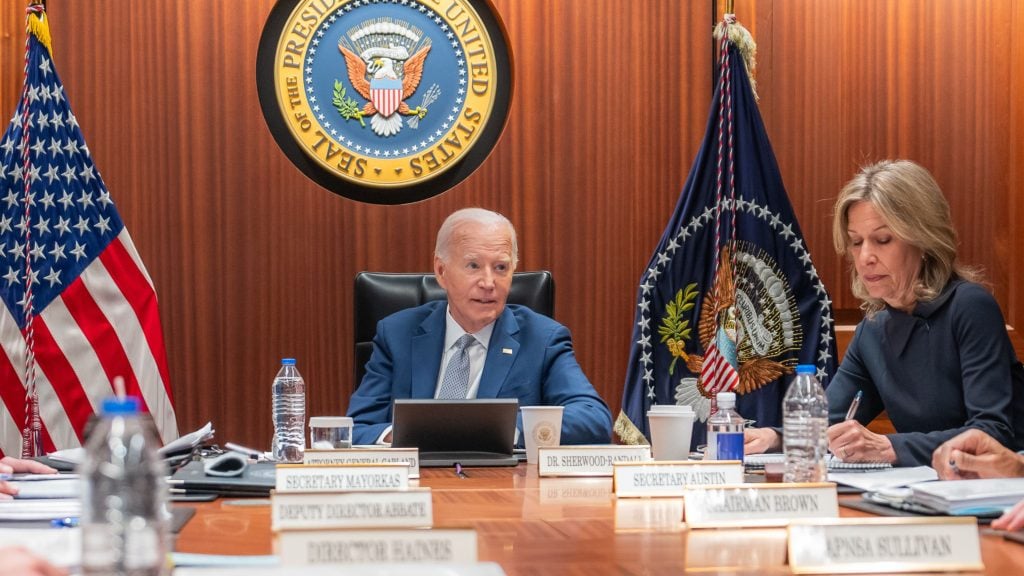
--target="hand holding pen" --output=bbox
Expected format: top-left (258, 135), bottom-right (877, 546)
top-left (827, 389), bottom-right (897, 464)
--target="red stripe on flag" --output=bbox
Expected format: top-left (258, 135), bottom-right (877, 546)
top-left (59, 276), bottom-right (151, 414)
top-left (31, 317), bottom-right (91, 442)
top-left (99, 239), bottom-right (174, 403)
top-left (700, 342), bottom-right (739, 396)
top-left (0, 351), bottom-right (28, 453)
top-left (0, 352), bottom-right (56, 454)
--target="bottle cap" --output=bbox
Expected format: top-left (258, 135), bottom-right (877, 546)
top-left (309, 416), bottom-right (353, 428)
top-left (281, 358), bottom-right (296, 366)
top-left (716, 391), bottom-right (736, 408)
top-left (101, 396), bottom-right (141, 415)
top-left (796, 364), bottom-right (816, 374)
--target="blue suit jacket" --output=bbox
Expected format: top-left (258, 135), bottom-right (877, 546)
top-left (347, 301), bottom-right (613, 446)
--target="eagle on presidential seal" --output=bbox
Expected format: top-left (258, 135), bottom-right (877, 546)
top-left (336, 19), bottom-right (433, 137)
top-left (659, 244), bottom-right (801, 422)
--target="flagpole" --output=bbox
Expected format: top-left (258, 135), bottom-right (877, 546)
top-left (726, 0), bottom-right (734, 14)
top-left (19, 0), bottom-right (46, 458)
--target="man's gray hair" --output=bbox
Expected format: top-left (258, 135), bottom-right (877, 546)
top-left (434, 208), bottom-right (518, 267)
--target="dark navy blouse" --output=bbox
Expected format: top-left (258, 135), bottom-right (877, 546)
top-left (828, 279), bottom-right (1024, 466)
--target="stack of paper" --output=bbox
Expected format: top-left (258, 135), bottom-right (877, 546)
top-left (0, 473), bottom-right (82, 520)
top-left (0, 499), bottom-right (81, 520)
top-left (909, 478), bottom-right (1024, 515)
top-left (9, 475), bottom-right (79, 499)
top-left (160, 422), bottom-right (215, 458)
top-left (46, 422), bottom-right (214, 470)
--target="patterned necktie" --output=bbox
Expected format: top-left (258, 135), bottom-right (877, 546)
top-left (438, 334), bottom-right (475, 400)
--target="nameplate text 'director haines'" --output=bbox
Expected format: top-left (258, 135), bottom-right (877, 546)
top-left (613, 461), bottom-right (744, 497)
top-left (276, 528), bottom-right (477, 566)
top-left (275, 463), bottom-right (410, 493)
top-left (538, 445), bottom-right (651, 477)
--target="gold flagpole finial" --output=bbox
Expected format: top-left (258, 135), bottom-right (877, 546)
top-left (726, 0), bottom-right (735, 14)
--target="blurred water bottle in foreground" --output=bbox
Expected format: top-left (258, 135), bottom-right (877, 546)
top-left (80, 396), bottom-right (169, 576)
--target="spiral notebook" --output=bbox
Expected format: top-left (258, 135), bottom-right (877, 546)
top-left (744, 453), bottom-right (892, 471)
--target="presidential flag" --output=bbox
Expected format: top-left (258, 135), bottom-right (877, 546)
top-left (0, 7), bottom-right (178, 456)
top-left (615, 15), bottom-right (837, 448)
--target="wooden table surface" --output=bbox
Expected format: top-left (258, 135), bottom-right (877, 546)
top-left (173, 464), bottom-right (1024, 575)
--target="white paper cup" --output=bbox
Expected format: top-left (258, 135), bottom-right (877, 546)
top-left (648, 404), bottom-right (694, 414)
top-left (309, 416), bottom-right (353, 449)
top-left (521, 406), bottom-right (564, 464)
top-left (647, 411), bottom-right (696, 461)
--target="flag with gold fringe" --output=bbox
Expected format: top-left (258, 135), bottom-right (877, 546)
top-left (0, 4), bottom-right (178, 456)
top-left (615, 13), bottom-right (837, 448)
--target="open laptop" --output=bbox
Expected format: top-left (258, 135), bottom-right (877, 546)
top-left (391, 398), bottom-right (519, 467)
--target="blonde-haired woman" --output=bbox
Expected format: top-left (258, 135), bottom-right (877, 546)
top-left (747, 160), bottom-right (1024, 466)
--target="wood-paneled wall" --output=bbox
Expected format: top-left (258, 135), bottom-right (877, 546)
top-left (2, 0), bottom-right (712, 448)
top-left (1, 1), bottom-right (1022, 449)
top-left (747, 0), bottom-right (1024, 317)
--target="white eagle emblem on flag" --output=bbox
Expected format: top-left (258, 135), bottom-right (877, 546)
top-left (337, 20), bottom-right (431, 137)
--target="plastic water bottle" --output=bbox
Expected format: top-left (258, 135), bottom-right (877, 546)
top-left (272, 357), bottom-right (306, 463)
top-left (783, 364), bottom-right (829, 482)
top-left (706, 391), bottom-right (745, 461)
top-left (79, 396), bottom-right (169, 576)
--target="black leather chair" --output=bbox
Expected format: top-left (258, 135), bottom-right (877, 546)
top-left (353, 271), bottom-right (554, 386)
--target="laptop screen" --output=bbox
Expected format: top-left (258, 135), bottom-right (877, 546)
top-left (391, 399), bottom-right (518, 463)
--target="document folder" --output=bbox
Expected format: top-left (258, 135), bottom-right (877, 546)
top-left (169, 461), bottom-right (276, 497)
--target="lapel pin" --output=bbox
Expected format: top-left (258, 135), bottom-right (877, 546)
top-left (502, 348), bottom-right (513, 355)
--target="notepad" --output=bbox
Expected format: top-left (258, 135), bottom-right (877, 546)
top-left (744, 453), bottom-right (892, 471)
top-left (830, 465), bottom-right (938, 492)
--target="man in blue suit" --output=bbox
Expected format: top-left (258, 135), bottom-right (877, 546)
top-left (347, 208), bottom-right (613, 445)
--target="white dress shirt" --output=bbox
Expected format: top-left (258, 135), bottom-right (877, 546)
top-left (434, 307), bottom-right (494, 399)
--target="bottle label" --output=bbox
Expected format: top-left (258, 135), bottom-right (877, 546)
top-left (125, 525), bottom-right (162, 569)
top-left (82, 524), bottom-right (117, 568)
top-left (715, 432), bottom-right (744, 462)
top-left (705, 432), bottom-right (718, 461)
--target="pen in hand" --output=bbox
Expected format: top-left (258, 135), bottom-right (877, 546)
top-left (844, 390), bottom-right (863, 421)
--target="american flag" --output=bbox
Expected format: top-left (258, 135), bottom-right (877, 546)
top-left (699, 341), bottom-right (740, 397)
top-left (0, 8), bottom-right (178, 456)
top-left (616, 15), bottom-right (837, 449)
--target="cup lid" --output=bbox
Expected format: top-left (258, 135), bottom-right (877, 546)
top-left (309, 416), bottom-right (353, 427)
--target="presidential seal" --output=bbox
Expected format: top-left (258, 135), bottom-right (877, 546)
top-left (257, 0), bottom-right (512, 204)
top-left (532, 420), bottom-right (558, 447)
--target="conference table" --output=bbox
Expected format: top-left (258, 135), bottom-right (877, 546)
top-left (174, 464), bottom-right (1024, 575)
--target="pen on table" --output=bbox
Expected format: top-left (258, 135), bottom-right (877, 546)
top-left (50, 517), bottom-right (78, 528)
top-left (225, 442), bottom-right (263, 460)
top-left (454, 462), bottom-right (469, 479)
top-left (169, 487), bottom-right (202, 495)
top-left (844, 390), bottom-right (863, 421)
